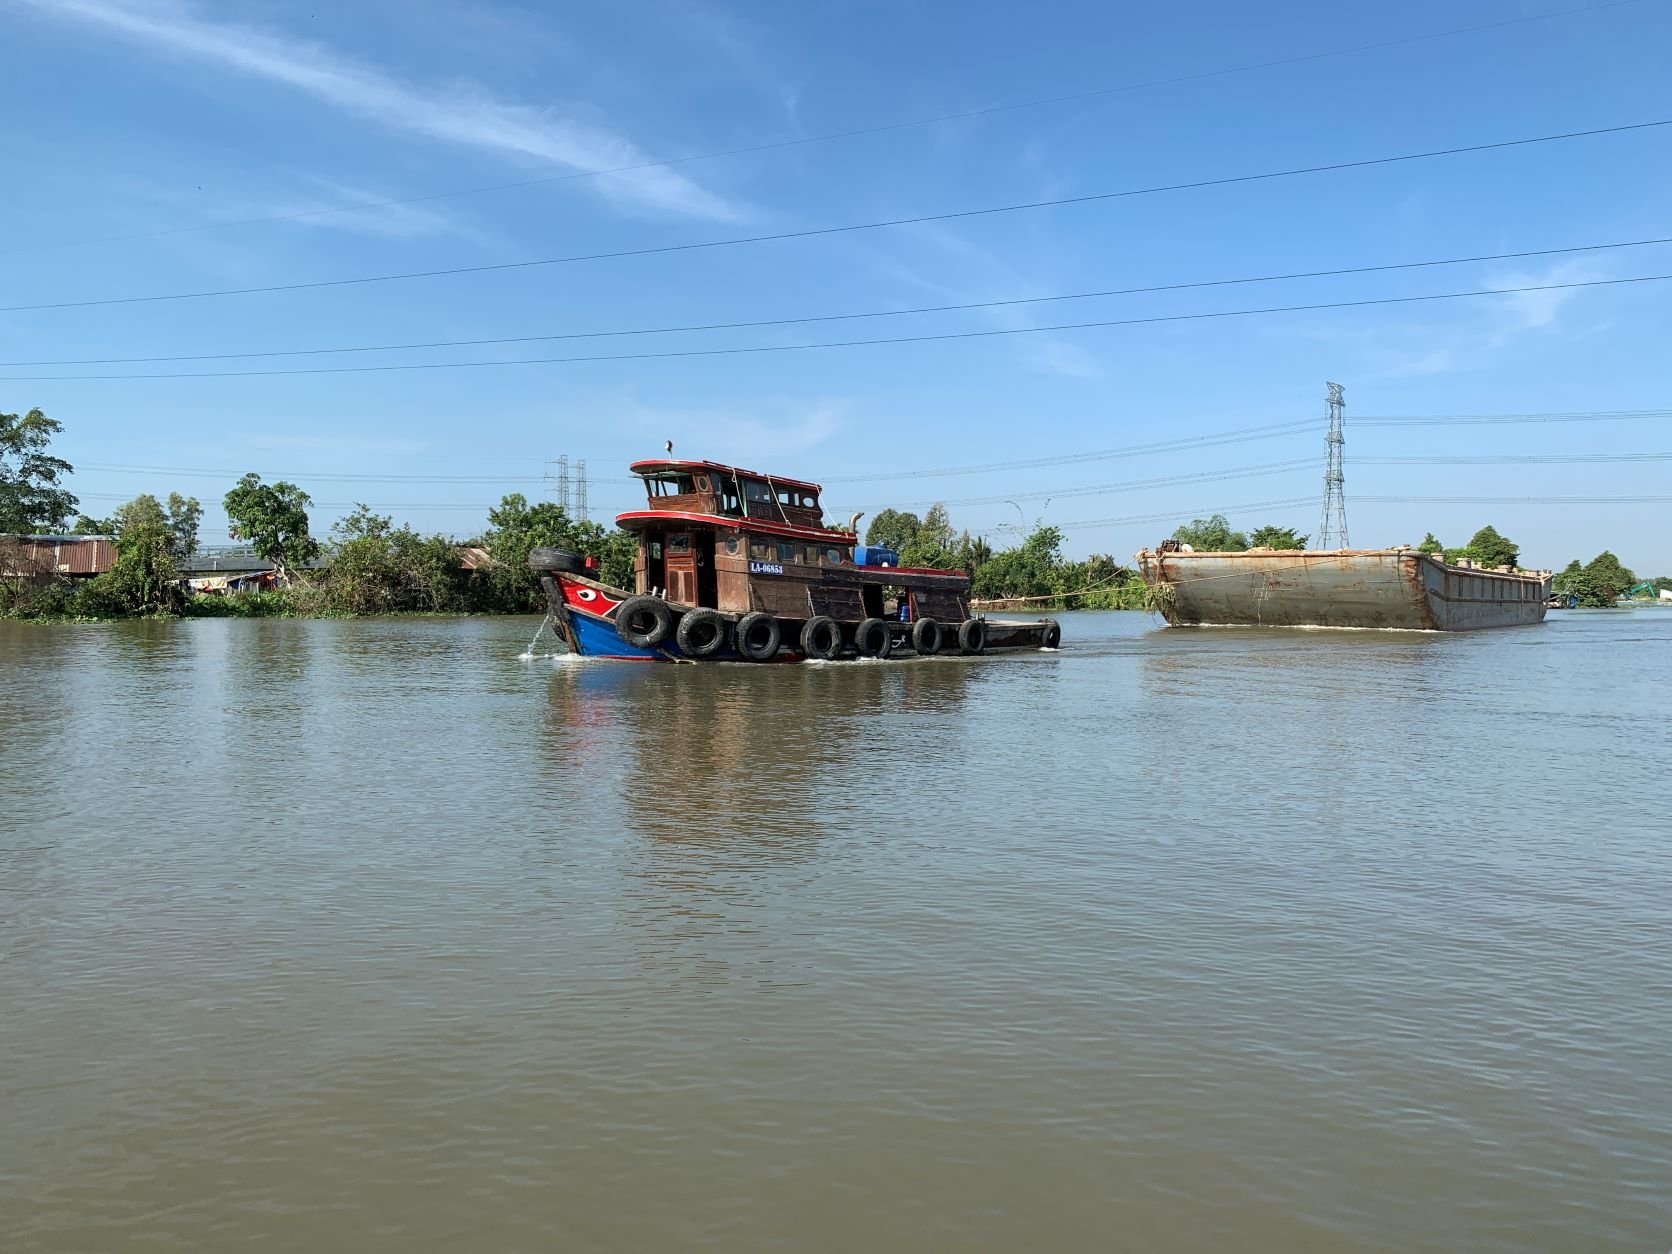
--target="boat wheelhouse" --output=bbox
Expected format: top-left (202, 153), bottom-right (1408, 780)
top-left (530, 457), bottom-right (1061, 662)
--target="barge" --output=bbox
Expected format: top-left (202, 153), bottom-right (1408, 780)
top-left (1134, 544), bottom-right (1551, 631)
top-left (531, 457), bottom-right (1061, 662)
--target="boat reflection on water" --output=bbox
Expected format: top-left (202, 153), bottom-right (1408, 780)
top-left (538, 657), bottom-right (977, 979)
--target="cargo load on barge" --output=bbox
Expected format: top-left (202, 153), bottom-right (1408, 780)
top-left (530, 457), bottom-right (1060, 661)
top-left (1134, 544), bottom-right (1552, 631)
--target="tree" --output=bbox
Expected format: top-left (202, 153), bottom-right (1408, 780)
top-left (72, 501), bottom-right (184, 616)
top-left (900, 503), bottom-right (956, 568)
top-left (1553, 552), bottom-right (1636, 607)
top-left (1, 408), bottom-right (78, 533)
top-left (1654, 576), bottom-right (1672, 594)
top-left (167, 492), bottom-right (203, 559)
top-left (864, 508), bottom-right (922, 553)
top-left (1249, 524), bottom-right (1308, 550)
top-left (1416, 532), bottom-right (1443, 554)
top-left (322, 505), bottom-right (468, 613)
top-left (72, 514), bottom-right (118, 535)
top-left (223, 474), bottom-right (319, 579)
top-left (1582, 550), bottom-right (1635, 602)
top-left (1464, 524), bottom-right (1519, 569)
top-left (1172, 514), bottom-right (1248, 552)
top-left (971, 525), bottom-right (1064, 601)
top-left (479, 493), bottom-right (632, 612)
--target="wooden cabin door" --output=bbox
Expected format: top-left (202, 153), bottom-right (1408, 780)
top-left (664, 531), bottom-right (698, 604)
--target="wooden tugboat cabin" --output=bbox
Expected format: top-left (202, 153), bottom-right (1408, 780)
top-left (528, 455), bottom-right (1060, 660)
top-left (616, 459), bottom-right (972, 626)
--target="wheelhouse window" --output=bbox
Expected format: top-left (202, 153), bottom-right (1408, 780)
top-left (748, 537), bottom-right (772, 560)
top-left (644, 473), bottom-right (697, 498)
top-left (776, 487), bottom-right (819, 511)
top-left (666, 532), bottom-right (692, 555)
top-left (776, 541), bottom-right (796, 562)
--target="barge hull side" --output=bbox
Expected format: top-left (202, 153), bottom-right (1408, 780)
top-left (1136, 551), bottom-right (1548, 631)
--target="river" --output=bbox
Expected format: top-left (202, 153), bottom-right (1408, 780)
top-left (2, 610), bottom-right (1667, 1252)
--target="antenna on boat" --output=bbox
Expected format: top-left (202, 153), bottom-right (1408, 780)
top-left (1319, 381), bottom-right (1348, 549)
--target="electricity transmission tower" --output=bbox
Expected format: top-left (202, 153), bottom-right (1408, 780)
top-left (1318, 381), bottom-right (1349, 549)
top-left (543, 456), bottom-right (589, 519)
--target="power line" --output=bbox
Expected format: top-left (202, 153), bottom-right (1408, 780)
top-left (849, 460), bottom-right (1317, 510)
top-left (1357, 408), bottom-right (1672, 425)
top-left (1042, 493), bottom-right (1672, 531)
top-left (9, 234), bottom-right (1670, 368)
top-left (10, 272), bottom-right (1669, 381)
top-left (1363, 452), bottom-right (1672, 463)
top-left (11, 0), bottom-right (1652, 257)
top-left (9, 116), bottom-right (1671, 316)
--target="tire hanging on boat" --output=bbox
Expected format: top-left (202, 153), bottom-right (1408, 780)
top-left (1040, 618), bottom-right (1062, 649)
top-left (799, 615), bottom-right (843, 661)
top-left (735, 612), bottom-right (782, 662)
top-left (615, 595), bottom-right (673, 648)
top-left (910, 617), bottom-right (943, 656)
top-left (675, 608), bottom-right (729, 658)
top-left (854, 617), bottom-right (893, 659)
top-left (526, 546), bottom-right (586, 574)
top-left (957, 617), bottom-right (987, 655)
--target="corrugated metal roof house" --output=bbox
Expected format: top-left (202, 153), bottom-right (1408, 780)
top-left (0, 535), bottom-right (116, 579)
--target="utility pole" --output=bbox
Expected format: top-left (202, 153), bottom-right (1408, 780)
top-left (1318, 381), bottom-right (1348, 549)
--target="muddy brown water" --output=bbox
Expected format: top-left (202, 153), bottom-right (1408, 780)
top-left (2, 611), bottom-right (1668, 1252)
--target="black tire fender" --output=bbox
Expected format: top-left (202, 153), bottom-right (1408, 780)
top-left (675, 608), bottom-right (729, 658)
top-left (1040, 618), bottom-right (1062, 649)
top-left (615, 595), bottom-right (673, 648)
top-left (735, 612), bottom-right (782, 662)
top-left (854, 617), bottom-right (893, 659)
top-left (910, 617), bottom-right (943, 656)
top-left (799, 615), bottom-right (842, 661)
top-left (958, 617), bottom-right (987, 655)
top-left (527, 546), bottom-right (585, 573)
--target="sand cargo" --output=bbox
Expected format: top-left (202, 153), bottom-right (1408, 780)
top-left (1134, 547), bottom-right (1551, 631)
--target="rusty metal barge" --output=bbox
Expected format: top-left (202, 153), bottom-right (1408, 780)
top-left (529, 457), bottom-right (1061, 662)
top-left (1134, 546), bottom-right (1552, 631)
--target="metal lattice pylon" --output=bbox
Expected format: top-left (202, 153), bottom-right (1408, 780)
top-left (575, 459), bottom-right (588, 522)
top-left (1318, 381), bottom-right (1348, 549)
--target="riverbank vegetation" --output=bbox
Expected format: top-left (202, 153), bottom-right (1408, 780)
top-left (6, 409), bottom-right (1669, 619)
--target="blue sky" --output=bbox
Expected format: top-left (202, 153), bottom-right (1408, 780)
top-left (4, 0), bottom-right (1671, 572)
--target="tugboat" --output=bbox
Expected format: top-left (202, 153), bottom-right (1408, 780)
top-left (529, 456), bottom-right (1062, 661)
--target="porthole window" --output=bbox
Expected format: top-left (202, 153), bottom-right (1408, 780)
top-left (825, 547), bottom-right (844, 564)
top-left (723, 534), bottom-right (740, 555)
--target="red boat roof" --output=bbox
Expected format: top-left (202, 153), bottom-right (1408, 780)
top-left (629, 459), bottom-right (822, 495)
top-left (614, 509), bottom-right (855, 542)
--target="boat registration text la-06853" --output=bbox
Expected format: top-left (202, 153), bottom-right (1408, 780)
top-left (748, 561), bottom-right (784, 575)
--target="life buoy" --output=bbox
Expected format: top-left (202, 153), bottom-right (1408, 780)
top-left (910, 617), bottom-right (943, 656)
top-left (958, 617), bottom-right (987, 655)
top-left (614, 595), bottom-right (673, 648)
top-left (675, 608), bottom-right (729, 658)
top-left (735, 612), bottom-right (781, 661)
top-left (1040, 618), bottom-right (1062, 649)
top-left (799, 616), bottom-right (842, 661)
top-left (854, 617), bottom-right (893, 659)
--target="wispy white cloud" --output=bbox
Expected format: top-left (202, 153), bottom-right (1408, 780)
top-left (16, 0), bottom-right (742, 221)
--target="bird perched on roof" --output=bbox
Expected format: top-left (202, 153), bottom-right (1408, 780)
top-left (847, 511), bottom-right (864, 534)
top-left (664, 440), bottom-right (674, 454)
